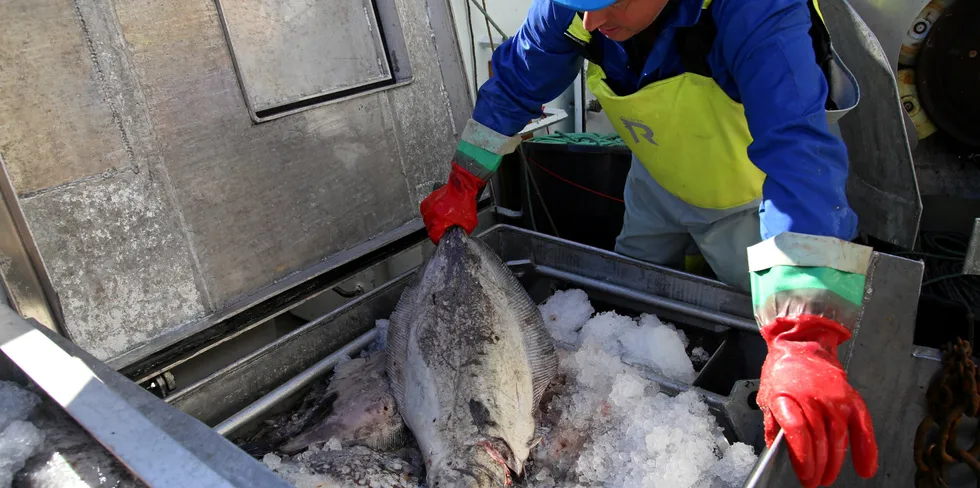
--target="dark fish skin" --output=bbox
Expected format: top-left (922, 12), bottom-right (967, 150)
top-left (236, 380), bottom-right (335, 457)
top-left (236, 350), bottom-right (407, 458)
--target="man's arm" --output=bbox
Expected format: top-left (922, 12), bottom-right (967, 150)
top-left (472, 0), bottom-right (585, 137)
top-left (715, 2), bottom-right (878, 487)
top-left (420, 0), bottom-right (585, 244)
top-left (715, 0), bottom-right (858, 242)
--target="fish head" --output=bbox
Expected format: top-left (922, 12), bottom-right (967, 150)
top-left (426, 442), bottom-right (514, 488)
top-left (361, 389), bottom-right (399, 422)
top-left (340, 388), bottom-right (397, 434)
top-left (278, 355), bottom-right (407, 454)
top-left (349, 389), bottom-right (408, 449)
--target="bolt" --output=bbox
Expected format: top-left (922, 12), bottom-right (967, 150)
top-left (970, 50), bottom-right (978, 58)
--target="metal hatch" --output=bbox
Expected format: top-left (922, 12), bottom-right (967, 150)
top-left (215, 0), bottom-right (413, 122)
top-left (0, 0), bottom-right (471, 370)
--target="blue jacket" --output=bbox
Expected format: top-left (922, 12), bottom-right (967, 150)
top-left (472, 0), bottom-right (858, 242)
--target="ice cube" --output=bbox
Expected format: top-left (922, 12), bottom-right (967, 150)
top-left (0, 420), bottom-right (44, 487)
top-left (0, 380), bottom-right (40, 431)
top-left (539, 289), bottom-right (595, 346)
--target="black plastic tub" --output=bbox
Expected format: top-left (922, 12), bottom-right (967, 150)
top-left (503, 139), bottom-right (632, 252)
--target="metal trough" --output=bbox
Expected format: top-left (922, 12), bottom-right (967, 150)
top-left (1, 224), bottom-right (927, 487)
top-left (163, 224), bottom-right (925, 487)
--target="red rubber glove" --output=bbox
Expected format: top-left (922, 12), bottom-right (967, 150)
top-left (420, 162), bottom-right (485, 244)
top-left (757, 315), bottom-right (878, 488)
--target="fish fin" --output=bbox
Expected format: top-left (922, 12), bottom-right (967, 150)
top-left (385, 250), bottom-right (435, 407)
top-left (279, 417), bottom-right (408, 455)
top-left (529, 436), bottom-right (543, 451)
top-left (278, 413), bottom-right (341, 455)
top-left (238, 440), bottom-right (277, 459)
top-left (363, 424), bottom-right (410, 451)
top-left (278, 431), bottom-right (318, 455)
top-left (466, 235), bottom-right (559, 406)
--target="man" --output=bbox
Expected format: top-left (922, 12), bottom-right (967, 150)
top-left (420, 0), bottom-right (879, 486)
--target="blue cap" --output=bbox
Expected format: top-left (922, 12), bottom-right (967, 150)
top-left (552, 0), bottom-right (616, 11)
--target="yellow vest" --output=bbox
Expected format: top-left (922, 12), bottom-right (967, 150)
top-left (566, 0), bottom-right (858, 210)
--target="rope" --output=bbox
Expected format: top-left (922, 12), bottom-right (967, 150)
top-left (481, 0), bottom-right (495, 51)
top-left (518, 144), bottom-right (560, 237)
top-left (465, 0), bottom-right (508, 40)
top-left (898, 231), bottom-right (980, 349)
top-left (464, 0), bottom-right (478, 99)
top-left (525, 156), bottom-right (624, 203)
top-left (529, 131), bottom-right (626, 147)
top-left (898, 232), bottom-right (980, 313)
top-left (517, 133), bottom-right (626, 237)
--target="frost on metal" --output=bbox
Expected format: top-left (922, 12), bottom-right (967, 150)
top-left (385, 0), bottom-right (461, 206)
top-left (19, 173), bottom-right (207, 362)
top-left (0, 0), bottom-right (133, 196)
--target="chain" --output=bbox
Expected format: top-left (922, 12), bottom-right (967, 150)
top-left (914, 338), bottom-right (980, 487)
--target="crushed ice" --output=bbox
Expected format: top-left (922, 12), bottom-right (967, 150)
top-left (539, 343), bottom-right (755, 487)
top-left (539, 289), bottom-right (594, 347)
top-left (361, 319), bottom-right (390, 358)
top-left (542, 292), bottom-right (697, 383)
top-left (262, 288), bottom-right (757, 487)
top-left (0, 380), bottom-right (45, 486)
top-left (325, 437), bottom-right (343, 451)
top-left (692, 346), bottom-right (711, 366)
top-left (531, 289), bottom-right (756, 487)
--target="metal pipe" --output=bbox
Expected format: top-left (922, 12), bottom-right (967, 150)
top-left (573, 70), bottom-right (584, 133)
top-left (742, 429), bottom-right (788, 488)
top-left (640, 364), bottom-right (729, 408)
top-left (138, 302), bottom-right (308, 385)
top-left (465, 0), bottom-right (508, 40)
top-left (213, 329), bottom-right (379, 437)
top-left (535, 265), bottom-right (760, 334)
top-left (464, 0), bottom-right (479, 102)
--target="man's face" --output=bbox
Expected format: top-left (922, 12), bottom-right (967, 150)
top-left (582, 0), bottom-right (671, 42)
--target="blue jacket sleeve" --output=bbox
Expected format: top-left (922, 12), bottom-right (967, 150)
top-left (472, 0), bottom-right (584, 137)
top-left (714, 0), bottom-right (858, 242)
